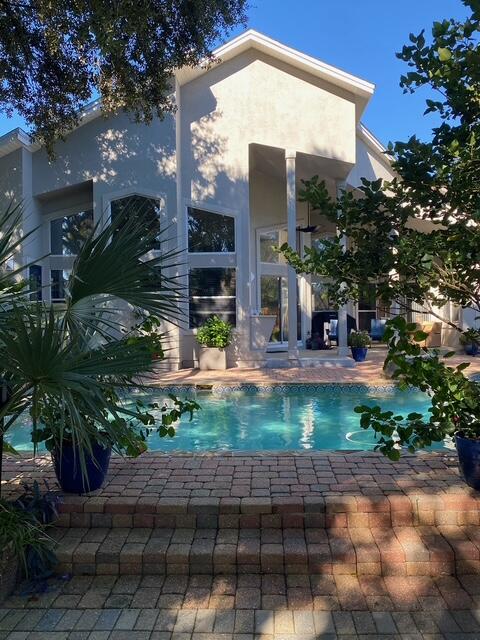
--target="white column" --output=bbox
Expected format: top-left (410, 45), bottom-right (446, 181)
top-left (336, 179), bottom-right (349, 357)
top-left (286, 150), bottom-right (299, 360)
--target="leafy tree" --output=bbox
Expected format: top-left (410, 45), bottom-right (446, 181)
top-left (281, 0), bottom-right (480, 457)
top-left (0, 0), bottom-right (247, 153)
top-left (281, 0), bottom-right (480, 328)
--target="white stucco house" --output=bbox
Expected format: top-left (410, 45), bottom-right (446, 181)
top-left (0, 30), bottom-right (469, 369)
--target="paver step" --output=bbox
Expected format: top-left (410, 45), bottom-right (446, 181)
top-left (53, 524), bottom-right (480, 577)
top-left (56, 492), bottom-right (480, 530)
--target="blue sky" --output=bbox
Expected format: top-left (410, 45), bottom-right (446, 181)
top-left (0, 0), bottom-right (468, 145)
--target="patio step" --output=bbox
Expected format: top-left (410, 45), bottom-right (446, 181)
top-left (53, 524), bottom-right (480, 577)
top-left (56, 493), bottom-right (480, 530)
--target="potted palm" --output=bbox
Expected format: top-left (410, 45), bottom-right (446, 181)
top-left (459, 328), bottom-right (480, 356)
top-left (0, 202), bottom-right (199, 495)
top-left (196, 315), bottom-right (233, 370)
top-left (348, 330), bottom-right (372, 362)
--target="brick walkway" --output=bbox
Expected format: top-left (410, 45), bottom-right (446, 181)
top-left (2, 572), bottom-right (480, 638)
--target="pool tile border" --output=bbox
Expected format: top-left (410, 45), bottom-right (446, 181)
top-left (154, 382), bottom-right (405, 396)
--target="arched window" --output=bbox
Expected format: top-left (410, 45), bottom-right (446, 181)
top-left (111, 194), bottom-right (161, 249)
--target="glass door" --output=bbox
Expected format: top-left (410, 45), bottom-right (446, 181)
top-left (257, 227), bottom-right (301, 349)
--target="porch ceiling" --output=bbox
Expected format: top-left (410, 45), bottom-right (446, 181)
top-left (249, 143), bottom-right (352, 184)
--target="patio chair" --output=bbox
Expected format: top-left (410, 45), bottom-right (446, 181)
top-left (370, 318), bottom-right (387, 342)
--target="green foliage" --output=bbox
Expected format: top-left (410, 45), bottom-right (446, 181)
top-left (348, 331), bottom-right (372, 348)
top-left (278, 3), bottom-right (480, 461)
top-left (0, 203), bottom-right (199, 481)
top-left (0, 0), bottom-right (247, 154)
top-left (196, 315), bottom-right (233, 349)
top-left (354, 316), bottom-right (480, 460)
top-left (0, 500), bottom-right (55, 578)
top-left (280, 3), bottom-right (480, 323)
top-left (459, 328), bottom-right (480, 345)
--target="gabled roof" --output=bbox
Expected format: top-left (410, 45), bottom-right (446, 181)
top-left (0, 29), bottom-right (376, 157)
top-left (177, 29), bottom-right (375, 105)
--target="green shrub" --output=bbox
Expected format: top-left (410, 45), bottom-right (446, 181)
top-left (196, 315), bottom-right (233, 349)
top-left (459, 328), bottom-right (480, 346)
top-left (348, 330), bottom-right (372, 348)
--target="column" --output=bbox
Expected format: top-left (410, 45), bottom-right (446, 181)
top-left (336, 179), bottom-right (349, 357)
top-left (286, 150), bottom-right (299, 360)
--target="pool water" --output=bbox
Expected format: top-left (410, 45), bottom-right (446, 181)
top-left (5, 385), bottom-right (449, 453)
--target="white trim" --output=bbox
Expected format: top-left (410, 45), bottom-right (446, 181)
top-left (177, 30), bottom-right (375, 100)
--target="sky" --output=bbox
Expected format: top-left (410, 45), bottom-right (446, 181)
top-left (0, 0), bottom-right (469, 145)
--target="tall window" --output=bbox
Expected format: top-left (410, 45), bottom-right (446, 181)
top-left (48, 208), bottom-right (93, 302)
top-left (187, 206), bottom-right (237, 328)
top-left (111, 195), bottom-right (161, 249)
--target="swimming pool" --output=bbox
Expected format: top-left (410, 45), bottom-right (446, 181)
top-left (5, 384), bottom-right (449, 453)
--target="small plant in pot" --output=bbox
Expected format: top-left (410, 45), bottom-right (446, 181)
top-left (348, 330), bottom-right (372, 362)
top-left (459, 328), bottom-right (480, 356)
top-left (196, 315), bottom-right (233, 371)
top-left (0, 483), bottom-right (57, 602)
top-left (354, 317), bottom-right (480, 490)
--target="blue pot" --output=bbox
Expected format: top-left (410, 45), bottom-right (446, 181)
top-left (351, 347), bottom-right (368, 362)
top-left (455, 433), bottom-right (480, 491)
top-left (464, 343), bottom-right (479, 356)
top-left (52, 442), bottom-right (112, 494)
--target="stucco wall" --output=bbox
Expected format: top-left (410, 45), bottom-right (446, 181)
top-left (348, 137), bottom-right (395, 187)
top-left (0, 149), bottom-right (22, 210)
top-left (32, 110), bottom-right (177, 226)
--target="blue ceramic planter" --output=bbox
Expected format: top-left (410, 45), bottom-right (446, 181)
top-left (351, 347), bottom-right (368, 362)
top-left (464, 343), bottom-right (479, 356)
top-left (52, 442), bottom-right (112, 494)
top-left (455, 433), bottom-right (480, 491)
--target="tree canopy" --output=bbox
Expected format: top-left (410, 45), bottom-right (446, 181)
top-left (282, 0), bottom-right (480, 329)
top-left (0, 0), bottom-right (247, 153)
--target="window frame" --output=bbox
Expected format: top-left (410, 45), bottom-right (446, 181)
top-left (188, 265), bottom-right (237, 329)
top-left (46, 204), bottom-right (94, 258)
top-left (103, 188), bottom-right (167, 256)
top-left (185, 201), bottom-right (238, 257)
top-left (185, 200), bottom-right (240, 331)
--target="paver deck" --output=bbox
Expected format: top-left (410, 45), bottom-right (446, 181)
top-left (2, 571), bottom-right (480, 639)
top-left (157, 351), bottom-right (480, 386)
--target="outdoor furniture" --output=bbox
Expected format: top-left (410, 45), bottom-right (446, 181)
top-left (370, 318), bottom-right (387, 341)
top-left (415, 321), bottom-right (442, 347)
top-left (327, 316), bottom-right (357, 345)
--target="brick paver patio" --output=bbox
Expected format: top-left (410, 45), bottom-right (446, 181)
top-left (2, 571), bottom-right (480, 638)
top-left (2, 355), bottom-right (480, 638)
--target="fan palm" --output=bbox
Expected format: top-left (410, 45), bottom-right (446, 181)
top-left (0, 201), bottom-right (198, 489)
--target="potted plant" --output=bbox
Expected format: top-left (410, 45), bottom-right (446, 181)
top-left (0, 483), bottom-right (57, 602)
top-left (355, 317), bottom-right (480, 490)
top-left (196, 315), bottom-right (233, 370)
top-left (348, 330), bottom-right (372, 362)
top-left (459, 328), bottom-right (480, 356)
top-left (0, 203), bottom-right (199, 498)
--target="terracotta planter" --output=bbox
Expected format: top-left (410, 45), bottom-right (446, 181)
top-left (0, 545), bottom-right (18, 603)
top-left (198, 347), bottom-right (227, 371)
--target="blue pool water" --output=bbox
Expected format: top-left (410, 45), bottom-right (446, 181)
top-left (5, 385), bottom-right (449, 453)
